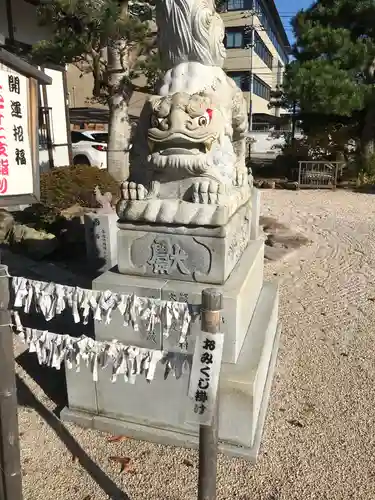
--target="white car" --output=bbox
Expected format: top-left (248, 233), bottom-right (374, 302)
top-left (71, 130), bottom-right (134, 169)
top-left (71, 130), bottom-right (108, 169)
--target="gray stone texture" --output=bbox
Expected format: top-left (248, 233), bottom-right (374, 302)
top-left (84, 212), bottom-right (118, 271)
top-left (63, 183), bottom-right (281, 463)
top-left (251, 188), bottom-right (261, 240)
top-left (117, 201), bottom-right (251, 285)
top-left (62, 283), bottom-right (280, 462)
top-left (65, 360), bottom-right (98, 414)
top-left (93, 239), bottom-right (264, 363)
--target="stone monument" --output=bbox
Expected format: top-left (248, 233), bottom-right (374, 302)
top-left (84, 186), bottom-right (118, 270)
top-left (62, 0), bottom-right (280, 462)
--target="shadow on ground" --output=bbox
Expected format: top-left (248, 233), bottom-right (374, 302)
top-left (354, 184), bottom-right (375, 194)
top-left (14, 307), bottom-right (94, 417)
top-left (16, 374), bottom-right (131, 500)
top-left (260, 216), bottom-right (310, 262)
top-left (16, 350), bottom-right (68, 416)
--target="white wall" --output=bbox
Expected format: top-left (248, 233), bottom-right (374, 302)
top-left (249, 131), bottom-right (303, 158)
top-left (249, 131), bottom-right (284, 158)
top-left (39, 67), bottom-right (70, 169)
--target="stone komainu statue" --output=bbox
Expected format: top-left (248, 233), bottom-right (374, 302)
top-left (117, 0), bottom-right (252, 227)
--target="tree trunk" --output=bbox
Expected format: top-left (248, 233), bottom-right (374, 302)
top-left (106, 1), bottom-right (132, 182)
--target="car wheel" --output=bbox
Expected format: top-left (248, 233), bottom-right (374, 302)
top-left (73, 155), bottom-right (90, 166)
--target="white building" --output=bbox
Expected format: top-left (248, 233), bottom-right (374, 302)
top-left (0, 0), bottom-right (71, 170)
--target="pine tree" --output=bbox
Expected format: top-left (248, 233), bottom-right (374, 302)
top-left (33, 0), bottom-right (159, 182)
top-left (283, 0), bottom-right (375, 167)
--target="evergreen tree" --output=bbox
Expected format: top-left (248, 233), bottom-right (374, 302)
top-left (283, 0), bottom-right (375, 167)
top-left (33, 0), bottom-right (159, 181)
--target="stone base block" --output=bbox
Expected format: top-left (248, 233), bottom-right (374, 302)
top-left (117, 202), bottom-right (251, 285)
top-left (62, 282), bottom-right (280, 462)
top-left (116, 179), bottom-right (251, 227)
top-left (93, 239), bottom-right (264, 364)
top-left (250, 188), bottom-right (261, 240)
top-left (84, 212), bottom-right (118, 271)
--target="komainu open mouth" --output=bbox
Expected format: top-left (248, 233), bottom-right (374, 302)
top-left (148, 135), bottom-right (215, 155)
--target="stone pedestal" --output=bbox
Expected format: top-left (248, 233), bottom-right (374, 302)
top-left (84, 212), bottom-right (118, 271)
top-left (62, 188), bottom-right (281, 462)
top-left (93, 240), bottom-right (264, 364)
top-left (61, 281), bottom-right (280, 461)
top-left (117, 201), bottom-right (251, 285)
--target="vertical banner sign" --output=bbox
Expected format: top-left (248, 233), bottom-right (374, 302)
top-left (0, 63), bottom-right (33, 196)
top-left (188, 331), bottom-right (224, 426)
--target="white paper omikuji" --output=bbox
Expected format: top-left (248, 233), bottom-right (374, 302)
top-left (10, 310), bottom-right (192, 385)
top-left (187, 331), bottom-right (224, 427)
top-left (11, 277), bottom-right (192, 347)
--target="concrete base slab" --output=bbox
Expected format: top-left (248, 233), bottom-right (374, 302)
top-left (62, 283), bottom-right (281, 462)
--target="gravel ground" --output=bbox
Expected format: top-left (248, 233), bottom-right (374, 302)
top-left (14, 189), bottom-right (375, 500)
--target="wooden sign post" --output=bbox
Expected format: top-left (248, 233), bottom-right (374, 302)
top-left (0, 46), bottom-right (52, 500)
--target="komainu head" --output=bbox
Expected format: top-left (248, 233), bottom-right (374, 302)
top-left (147, 92), bottom-right (235, 178)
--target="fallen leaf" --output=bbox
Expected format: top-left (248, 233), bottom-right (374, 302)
top-left (107, 435), bottom-right (128, 443)
top-left (368, 297), bottom-right (375, 302)
top-left (286, 419), bottom-right (304, 428)
top-left (109, 456), bottom-right (132, 473)
top-left (82, 496), bottom-right (91, 500)
top-left (183, 459), bottom-right (194, 467)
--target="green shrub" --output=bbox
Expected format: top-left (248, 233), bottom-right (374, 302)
top-left (40, 165), bottom-right (120, 210)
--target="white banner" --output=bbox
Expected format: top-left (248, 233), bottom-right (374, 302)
top-left (187, 331), bottom-right (224, 426)
top-left (0, 63), bottom-right (33, 196)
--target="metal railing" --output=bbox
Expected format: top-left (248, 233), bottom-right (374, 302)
top-left (298, 161), bottom-right (345, 189)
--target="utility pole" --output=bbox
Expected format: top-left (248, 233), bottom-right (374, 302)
top-left (248, 10), bottom-right (255, 132)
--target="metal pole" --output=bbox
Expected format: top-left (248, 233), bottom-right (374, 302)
top-left (0, 264), bottom-right (23, 500)
top-left (198, 288), bottom-right (223, 500)
top-left (291, 100), bottom-right (297, 143)
top-left (249, 11), bottom-right (255, 132)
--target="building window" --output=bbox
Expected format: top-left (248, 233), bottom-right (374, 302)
top-left (253, 0), bottom-right (289, 66)
top-left (224, 0), bottom-right (289, 64)
top-left (225, 29), bottom-right (244, 49)
top-left (227, 71), bottom-right (250, 92)
top-left (4, 38), bottom-right (32, 57)
top-left (253, 75), bottom-right (271, 101)
top-left (254, 32), bottom-right (273, 69)
top-left (227, 0), bottom-right (245, 10)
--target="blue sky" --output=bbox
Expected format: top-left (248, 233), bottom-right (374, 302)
top-left (275, 0), bottom-right (312, 44)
